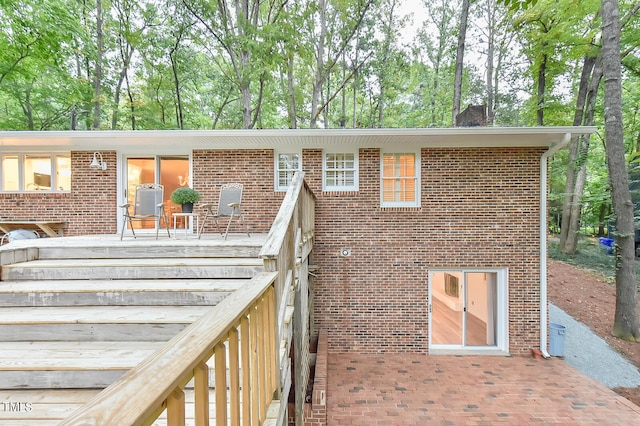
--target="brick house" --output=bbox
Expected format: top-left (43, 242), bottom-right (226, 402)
top-left (0, 127), bottom-right (594, 356)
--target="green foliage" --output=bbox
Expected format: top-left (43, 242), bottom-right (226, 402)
top-left (0, 0), bottom-right (635, 141)
top-left (170, 187), bottom-right (201, 204)
top-left (499, 0), bottom-right (539, 12)
top-left (548, 238), bottom-right (618, 280)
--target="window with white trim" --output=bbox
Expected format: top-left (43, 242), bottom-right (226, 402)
top-left (1, 153), bottom-right (71, 192)
top-left (275, 152), bottom-right (301, 191)
top-left (381, 152), bottom-right (420, 207)
top-left (323, 152), bottom-right (358, 191)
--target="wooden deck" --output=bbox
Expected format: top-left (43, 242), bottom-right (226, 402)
top-left (0, 232), bottom-right (270, 422)
top-left (0, 173), bottom-right (312, 425)
top-left (0, 232), bottom-right (266, 250)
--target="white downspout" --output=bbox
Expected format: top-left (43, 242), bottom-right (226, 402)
top-left (539, 132), bottom-right (571, 358)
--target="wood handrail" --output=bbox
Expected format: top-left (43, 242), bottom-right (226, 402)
top-left (259, 171), bottom-right (316, 425)
top-left (60, 271), bottom-right (278, 425)
top-left (260, 171), bottom-right (315, 259)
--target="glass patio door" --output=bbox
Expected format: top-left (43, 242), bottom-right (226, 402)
top-left (124, 156), bottom-right (190, 232)
top-left (429, 271), bottom-right (501, 349)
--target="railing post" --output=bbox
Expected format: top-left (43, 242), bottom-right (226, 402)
top-left (229, 327), bottom-right (241, 426)
top-left (267, 286), bottom-right (277, 396)
top-left (262, 256), bottom-right (282, 403)
top-left (214, 342), bottom-right (228, 424)
top-left (259, 295), bottom-right (268, 422)
top-left (240, 316), bottom-right (251, 424)
top-left (193, 362), bottom-right (209, 426)
top-left (250, 306), bottom-right (260, 425)
top-left (167, 388), bottom-right (186, 426)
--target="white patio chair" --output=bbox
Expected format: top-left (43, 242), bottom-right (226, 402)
top-left (120, 183), bottom-right (170, 240)
top-left (198, 182), bottom-right (250, 240)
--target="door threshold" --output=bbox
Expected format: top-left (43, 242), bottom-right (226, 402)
top-left (429, 348), bottom-right (509, 356)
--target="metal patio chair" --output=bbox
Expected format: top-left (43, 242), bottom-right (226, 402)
top-left (120, 183), bottom-right (171, 240)
top-left (198, 182), bottom-right (250, 240)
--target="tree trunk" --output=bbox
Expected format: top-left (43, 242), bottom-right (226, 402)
top-left (287, 54), bottom-right (297, 129)
top-left (170, 47), bottom-right (184, 130)
top-left (111, 45), bottom-right (133, 130)
top-left (20, 81), bottom-right (34, 130)
top-left (536, 53), bottom-right (546, 126)
top-left (601, 0), bottom-right (640, 341)
top-left (125, 72), bottom-right (136, 130)
top-left (240, 74), bottom-right (252, 129)
top-left (598, 203), bottom-right (608, 237)
top-left (341, 50), bottom-right (346, 128)
top-left (377, 0), bottom-right (398, 128)
top-left (310, 0), bottom-right (326, 129)
top-left (485, 11), bottom-right (495, 126)
top-left (563, 141), bottom-right (590, 252)
top-left (452, 0), bottom-right (470, 125)
top-left (561, 0), bottom-right (640, 252)
top-left (559, 55), bottom-right (597, 252)
top-left (92, 0), bottom-right (103, 130)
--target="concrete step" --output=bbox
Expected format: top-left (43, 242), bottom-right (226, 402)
top-left (0, 305), bottom-right (213, 342)
top-left (0, 341), bottom-right (164, 389)
top-left (1, 258), bottom-right (264, 281)
top-left (0, 278), bottom-right (247, 307)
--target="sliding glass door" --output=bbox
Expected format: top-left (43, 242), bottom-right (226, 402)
top-left (429, 270), bottom-right (507, 352)
top-left (123, 156), bottom-right (190, 232)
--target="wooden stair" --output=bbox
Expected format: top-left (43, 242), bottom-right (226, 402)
top-left (0, 388), bottom-right (246, 425)
top-left (0, 235), bottom-right (265, 391)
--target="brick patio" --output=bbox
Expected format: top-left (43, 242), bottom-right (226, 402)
top-left (326, 353), bottom-right (640, 425)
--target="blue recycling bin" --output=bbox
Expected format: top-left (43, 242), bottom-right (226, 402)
top-left (598, 237), bottom-right (614, 255)
top-left (549, 323), bottom-right (566, 356)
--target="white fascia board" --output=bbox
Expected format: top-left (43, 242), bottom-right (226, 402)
top-left (0, 127), bottom-right (598, 151)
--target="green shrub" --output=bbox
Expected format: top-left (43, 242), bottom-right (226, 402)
top-left (170, 187), bottom-right (201, 204)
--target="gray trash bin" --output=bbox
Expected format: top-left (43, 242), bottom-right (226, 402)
top-left (549, 322), bottom-right (566, 356)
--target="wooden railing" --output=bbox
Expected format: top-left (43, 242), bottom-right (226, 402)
top-left (60, 271), bottom-right (279, 425)
top-left (260, 172), bottom-right (316, 426)
top-left (60, 172), bottom-right (315, 426)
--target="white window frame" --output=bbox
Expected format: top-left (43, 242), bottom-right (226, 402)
top-left (428, 268), bottom-right (509, 355)
top-left (274, 152), bottom-right (301, 191)
top-left (322, 151), bottom-right (358, 191)
top-left (0, 153), bottom-right (71, 193)
top-left (380, 151), bottom-right (420, 207)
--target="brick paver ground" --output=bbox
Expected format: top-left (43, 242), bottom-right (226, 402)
top-left (327, 354), bottom-right (640, 425)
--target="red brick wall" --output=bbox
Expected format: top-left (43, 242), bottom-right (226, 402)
top-left (0, 149), bottom-right (284, 238)
top-left (0, 151), bottom-right (118, 236)
top-left (192, 149), bottom-right (284, 234)
top-left (305, 329), bottom-right (328, 426)
top-left (306, 147), bottom-right (545, 355)
top-left (0, 145), bottom-right (545, 356)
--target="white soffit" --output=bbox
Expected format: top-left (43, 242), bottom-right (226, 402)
top-left (0, 127), bottom-right (597, 151)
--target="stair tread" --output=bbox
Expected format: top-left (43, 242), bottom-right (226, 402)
top-left (0, 236), bottom-right (266, 393)
top-left (0, 305), bottom-right (213, 324)
top-left (0, 388), bottom-right (232, 423)
top-left (0, 279), bottom-right (247, 293)
top-left (3, 257), bottom-right (264, 268)
top-left (0, 342), bottom-right (164, 370)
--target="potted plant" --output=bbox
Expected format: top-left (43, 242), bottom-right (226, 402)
top-left (170, 187), bottom-right (201, 213)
